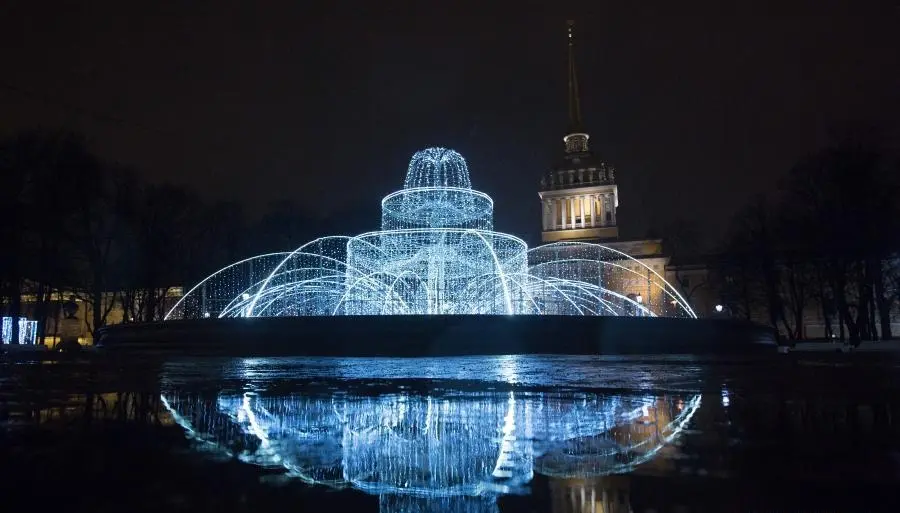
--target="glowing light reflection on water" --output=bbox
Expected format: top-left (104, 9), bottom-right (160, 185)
top-left (159, 356), bottom-right (703, 513)
top-left (160, 355), bottom-right (706, 391)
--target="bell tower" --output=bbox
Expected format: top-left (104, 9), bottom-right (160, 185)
top-left (539, 20), bottom-right (619, 243)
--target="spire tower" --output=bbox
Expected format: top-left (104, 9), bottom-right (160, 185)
top-left (539, 19), bottom-right (619, 243)
top-left (567, 20), bottom-right (583, 134)
top-left (564, 20), bottom-right (589, 153)
top-left (539, 19), bottom-right (667, 292)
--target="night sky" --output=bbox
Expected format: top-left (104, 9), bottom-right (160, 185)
top-left (2, 1), bottom-right (898, 247)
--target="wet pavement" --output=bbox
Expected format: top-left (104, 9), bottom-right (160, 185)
top-left (2, 352), bottom-right (899, 512)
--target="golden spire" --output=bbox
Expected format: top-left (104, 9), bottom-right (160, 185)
top-left (567, 20), bottom-right (584, 134)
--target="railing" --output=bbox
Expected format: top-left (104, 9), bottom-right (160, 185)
top-left (541, 173), bottom-right (616, 191)
top-left (545, 221), bottom-right (616, 231)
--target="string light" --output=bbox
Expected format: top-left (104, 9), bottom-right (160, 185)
top-left (160, 387), bottom-right (702, 499)
top-left (165, 147), bottom-right (697, 320)
top-left (1, 316), bottom-right (38, 344)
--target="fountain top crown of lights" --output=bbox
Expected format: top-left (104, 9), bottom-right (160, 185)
top-left (403, 147), bottom-right (472, 190)
top-left (383, 147), bottom-right (491, 231)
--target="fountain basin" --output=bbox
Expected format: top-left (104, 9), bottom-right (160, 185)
top-left (96, 315), bottom-right (777, 357)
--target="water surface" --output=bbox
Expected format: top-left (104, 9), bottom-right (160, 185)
top-left (2, 354), bottom-right (899, 511)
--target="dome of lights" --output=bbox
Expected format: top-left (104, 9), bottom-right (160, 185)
top-left (403, 147), bottom-right (473, 189)
top-left (383, 147), bottom-right (493, 231)
top-left (165, 147), bottom-right (696, 320)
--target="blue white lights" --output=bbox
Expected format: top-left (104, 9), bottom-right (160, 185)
top-left (1, 316), bottom-right (38, 344)
top-left (166, 147), bottom-right (696, 320)
top-left (160, 388), bottom-right (701, 509)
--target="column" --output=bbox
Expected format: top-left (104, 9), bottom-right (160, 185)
top-left (610, 193), bottom-right (617, 225)
top-left (547, 199), bottom-right (554, 230)
top-left (590, 194), bottom-right (596, 227)
top-left (597, 195), bottom-right (604, 226)
top-left (569, 197), bottom-right (576, 229)
top-left (548, 200), bottom-right (554, 230)
top-left (579, 195), bottom-right (586, 228)
top-left (550, 199), bottom-right (558, 230)
top-left (541, 200), bottom-right (548, 230)
top-left (599, 194), bottom-right (604, 225)
top-left (560, 198), bottom-right (567, 229)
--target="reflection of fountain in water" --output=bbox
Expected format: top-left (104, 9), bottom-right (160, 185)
top-left (379, 494), bottom-right (501, 513)
top-left (161, 388), bottom-right (700, 513)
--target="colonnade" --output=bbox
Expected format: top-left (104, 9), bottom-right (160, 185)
top-left (546, 167), bottom-right (614, 188)
top-left (542, 193), bottom-right (616, 231)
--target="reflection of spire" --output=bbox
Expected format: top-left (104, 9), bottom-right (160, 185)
top-left (567, 20), bottom-right (583, 134)
top-left (548, 475), bottom-right (633, 513)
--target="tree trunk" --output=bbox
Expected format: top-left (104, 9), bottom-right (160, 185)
top-left (856, 262), bottom-right (872, 341)
top-left (91, 281), bottom-right (103, 338)
top-left (144, 283), bottom-right (158, 322)
top-left (869, 295), bottom-right (878, 341)
top-left (34, 281), bottom-right (48, 345)
top-left (758, 249), bottom-right (783, 331)
top-left (818, 265), bottom-right (834, 339)
top-left (857, 295), bottom-right (870, 340)
top-left (8, 278), bottom-right (22, 344)
top-left (872, 259), bottom-right (893, 340)
top-left (34, 237), bottom-right (58, 345)
top-left (50, 299), bottom-right (61, 349)
top-left (787, 261), bottom-right (806, 340)
top-left (823, 305), bottom-right (834, 339)
top-left (764, 273), bottom-right (782, 331)
top-left (833, 263), bottom-right (855, 343)
top-left (838, 310), bottom-right (846, 341)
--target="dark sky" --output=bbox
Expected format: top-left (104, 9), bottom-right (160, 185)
top-left (2, 0), bottom-right (898, 247)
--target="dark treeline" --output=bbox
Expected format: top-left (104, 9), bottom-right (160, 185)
top-left (667, 134), bottom-right (900, 342)
top-left (0, 130), bottom-right (374, 343)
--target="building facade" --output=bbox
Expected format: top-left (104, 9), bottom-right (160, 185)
top-left (538, 21), bottom-right (678, 317)
top-left (538, 24), bottom-right (900, 334)
top-left (10, 284), bottom-right (183, 346)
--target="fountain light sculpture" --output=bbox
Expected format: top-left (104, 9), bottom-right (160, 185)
top-left (160, 388), bottom-right (701, 513)
top-left (166, 148), bottom-right (696, 320)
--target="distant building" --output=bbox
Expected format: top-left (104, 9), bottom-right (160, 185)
top-left (665, 253), bottom-right (900, 339)
top-left (11, 283), bottom-right (183, 346)
top-left (535, 22), bottom-right (900, 334)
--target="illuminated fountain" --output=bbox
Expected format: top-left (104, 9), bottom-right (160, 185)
top-left (166, 148), bottom-right (695, 320)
